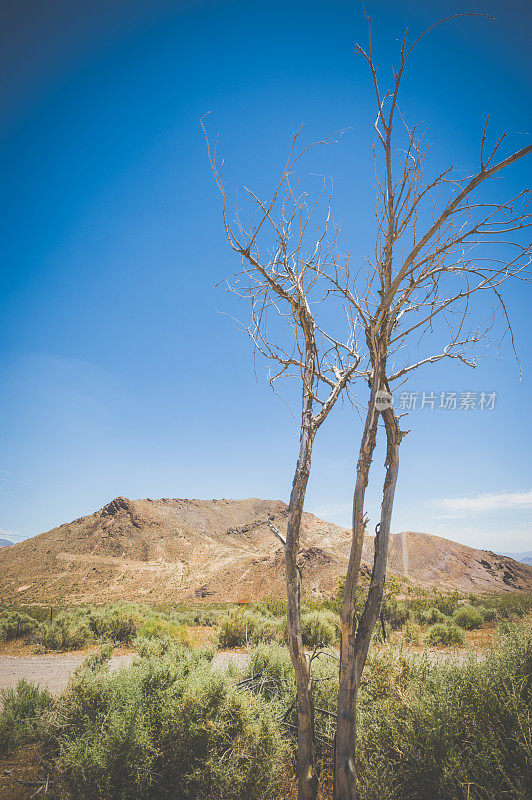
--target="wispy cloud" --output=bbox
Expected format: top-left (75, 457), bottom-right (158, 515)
top-left (436, 489), bottom-right (532, 519)
top-left (311, 503), bottom-right (351, 527)
top-left (0, 527), bottom-right (20, 541)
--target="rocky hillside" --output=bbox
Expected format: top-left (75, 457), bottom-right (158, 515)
top-left (0, 497), bottom-right (530, 604)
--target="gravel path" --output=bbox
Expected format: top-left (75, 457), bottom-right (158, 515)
top-left (0, 653), bottom-right (134, 695)
top-left (212, 651), bottom-right (250, 670)
top-left (0, 651), bottom-right (250, 696)
top-left (0, 645), bottom-right (479, 698)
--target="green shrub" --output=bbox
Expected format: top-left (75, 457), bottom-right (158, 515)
top-left (192, 608), bottom-right (221, 626)
top-left (257, 597), bottom-right (287, 617)
top-left (300, 611), bottom-right (336, 648)
top-left (0, 611), bottom-right (39, 640)
top-left (0, 680), bottom-right (53, 753)
top-left (478, 605), bottom-right (497, 622)
top-left (242, 641), bottom-right (338, 754)
top-left (218, 609), bottom-right (283, 649)
top-left (402, 621), bottom-right (422, 644)
top-left (48, 644), bottom-right (288, 800)
top-left (246, 642), bottom-right (296, 702)
top-left (372, 618), bottom-right (391, 644)
top-left (218, 609), bottom-right (257, 648)
top-left (453, 604), bottom-right (483, 630)
top-left (39, 613), bottom-right (93, 650)
top-left (171, 608), bottom-right (221, 627)
top-left (417, 606), bottom-right (447, 625)
top-left (426, 622), bottom-right (465, 647)
top-left (88, 606), bottom-right (139, 642)
top-left (355, 624), bottom-right (532, 800)
top-left (137, 618), bottom-right (190, 646)
top-left (413, 590), bottom-right (461, 618)
top-left (382, 598), bottom-right (410, 630)
top-left (486, 593), bottom-right (531, 619)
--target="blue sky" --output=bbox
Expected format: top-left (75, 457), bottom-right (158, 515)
top-left (1, 0), bottom-right (531, 553)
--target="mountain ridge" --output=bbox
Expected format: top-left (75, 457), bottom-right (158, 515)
top-left (0, 497), bottom-right (530, 604)
top-left (0, 539), bottom-right (14, 548)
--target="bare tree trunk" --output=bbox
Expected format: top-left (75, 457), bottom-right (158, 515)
top-left (285, 342), bottom-right (319, 800)
top-left (335, 379), bottom-right (380, 798)
top-left (335, 403), bottom-right (401, 800)
top-left (286, 460), bottom-right (317, 800)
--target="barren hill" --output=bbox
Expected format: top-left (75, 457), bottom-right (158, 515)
top-left (0, 497), bottom-right (530, 605)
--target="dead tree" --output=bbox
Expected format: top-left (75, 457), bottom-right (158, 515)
top-left (203, 120), bottom-right (362, 800)
top-left (204, 10), bottom-right (530, 797)
top-left (331, 11), bottom-right (531, 799)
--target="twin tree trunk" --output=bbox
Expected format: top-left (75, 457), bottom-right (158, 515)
top-left (335, 388), bottom-right (401, 800)
top-left (285, 373), bottom-right (401, 800)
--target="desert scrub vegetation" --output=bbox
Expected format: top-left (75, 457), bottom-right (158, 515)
top-left (39, 610), bottom-right (95, 651)
top-left (217, 607), bottom-right (285, 648)
top-left (354, 623), bottom-right (532, 800)
top-left (382, 598), bottom-right (410, 630)
top-left (0, 679), bottom-right (53, 753)
top-left (243, 625), bottom-right (532, 800)
top-left (217, 606), bottom-right (341, 649)
top-left (452, 604), bottom-right (484, 631)
top-left (425, 622), bottom-right (466, 647)
top-left (137, 617), bottom-right (191, 645)
top-left (0, 610), bottom-right (39, 640)
top-left (46, 641), bottom-right (288, 800)
top-left (472, 591), bottom-right (532, 620)
top-left (300, 611), bottom-right (338, 648)
top-left (1, 622), bottom-right (530, 799)
top-left (416, 606), bottom-right (448, 625)
top-left (31, 603), bottom-right (206, 651)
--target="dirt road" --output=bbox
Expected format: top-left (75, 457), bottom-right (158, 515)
top-left (0, 650), bottom-right (250, 696)
top-left (0, 644), bottom-right (480, 697)
top-left (0, 653), bottom-right (134, 695)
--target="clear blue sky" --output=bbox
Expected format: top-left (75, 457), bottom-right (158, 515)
top-left (1, 0), bottom-right (531, 553)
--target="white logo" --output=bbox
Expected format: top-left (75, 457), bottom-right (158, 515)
top-left (375, 390), bottom-right (394, 411)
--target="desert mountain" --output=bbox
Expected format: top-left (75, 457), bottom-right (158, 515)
top-left (0, 539), bottom-right (14, 548)
top-left (0, 497), bottom-right (530, 605)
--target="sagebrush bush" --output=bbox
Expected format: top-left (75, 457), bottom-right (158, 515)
top-left (242, 641), bottom-right (338, 755)
top-left (382, 598), bottom-right (410, 630)
top-left (88, 605), bottom-right (140, 642)
top-left (401, 620), bottom-right (422, 644)
top-left (477, 605), bottom-right (496, 622)
top-left (355, 624), bottom-right (532, 800)
top-left (300, 611), bottom-right (337, 648)
top-left (138, 618), bottom-right (190, 646)
top-left (0, 679), bottom-right (53, 753)
top-left (453, 604), bottom-right (483, 630)
top-left (36, 604), bottom-right (198, 651)
top-left (217, 608), bottom-right (283, 648)
top-left (48, 643), bottom-right (288, 800)
top-left (39, 612), bottom-right (94, 650)
top-left (417, 606), bottom-right (447, 625)
top-left (426, 622), bottom-right (465, 647)
top-left (0, 611), bottom-right (39, 640)
top-left (485, 592), bottom-right (531, 619)
top-left (170, 608), bottom-right (221, 627)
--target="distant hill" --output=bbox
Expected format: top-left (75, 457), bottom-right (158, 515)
top-left (504, 551), bottom-right (532, 567)
top-left (0, 497), bottom-right (530, 605)
top-left (0, 539), bottom-right (14, 548)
